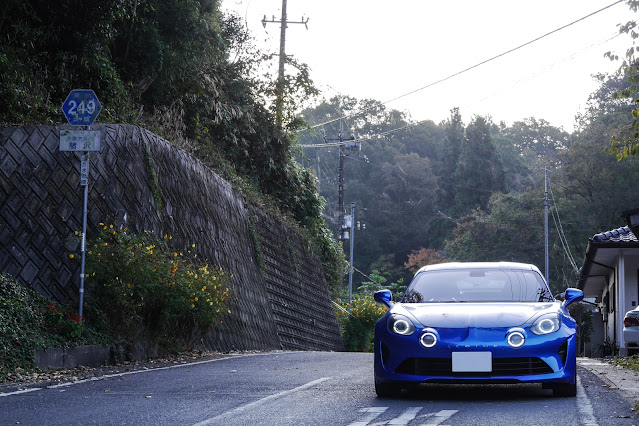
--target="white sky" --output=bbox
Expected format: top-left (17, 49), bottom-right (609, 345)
top-left (222, 0), bottom-right (636, 131)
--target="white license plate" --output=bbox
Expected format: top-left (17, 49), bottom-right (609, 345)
top-left (452, 352), bottom-right (492, 372)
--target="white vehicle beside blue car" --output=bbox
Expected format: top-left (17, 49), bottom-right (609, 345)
top-left (624, 306), bottom-right (639, 355)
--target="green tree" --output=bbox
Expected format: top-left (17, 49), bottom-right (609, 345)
top-left (491, 118), bottom-right (568, 194)
top-left (499, 117), bottom-right (569, 159)
top-left (0, 0), bottom-right (343, 292)
top-left (555, 111), bottom-right (639, 250)
top-left (444, 191), bottom-right (544, 264)
top-left (436, 108), bottom-right (465, 210)
top-left (452, 116), bottom-right (506, 214)
top-left (602, 0), bottom-right (639, 159)
top-left (299, 96), bottom-right (441, 289)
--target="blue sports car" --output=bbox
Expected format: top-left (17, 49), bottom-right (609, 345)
top-left (373, 262), bottom-right (583, 397)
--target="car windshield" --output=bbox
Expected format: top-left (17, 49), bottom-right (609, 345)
top-left (402, 268), bottom-right (554, 303)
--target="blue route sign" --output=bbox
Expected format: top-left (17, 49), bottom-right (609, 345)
top-left (61, 89), bottom-right (102, 126)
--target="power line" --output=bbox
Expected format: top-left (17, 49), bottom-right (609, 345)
top-left (353, 266), bottom-right (376, 283)
top-left (301, 0), bottom-right (625, 132)
top-left (547, 177), bottom-right (579, 273)
top-left (300, 28), bottom-right (622, 149)
top-left (300, 123), bottom-right (414, 147)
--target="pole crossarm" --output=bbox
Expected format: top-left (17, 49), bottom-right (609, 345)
top-left (262, 15), bottom-right (309, 28)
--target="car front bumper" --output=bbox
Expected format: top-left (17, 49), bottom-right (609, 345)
top-left (374, 323), bottom-right (577, 385)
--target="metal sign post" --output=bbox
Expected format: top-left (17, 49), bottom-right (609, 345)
top-left (78, 154), bottom-right (90, 317)
top-left (60, 89), bottom-right (102, 317)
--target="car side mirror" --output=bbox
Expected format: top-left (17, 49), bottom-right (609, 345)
top-left (563, 288), bottom-right (584, 308)
top-left (374, 289), bottom-right (393, 308)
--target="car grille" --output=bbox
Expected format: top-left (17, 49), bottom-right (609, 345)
top-left (395, 357), bottom-right (553, 377)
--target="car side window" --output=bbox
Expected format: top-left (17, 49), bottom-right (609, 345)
top-left (520, 271), bottom-right (553, 302)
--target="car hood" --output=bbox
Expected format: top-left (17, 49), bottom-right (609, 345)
top-left (400, 302), bottom-right (557, 328)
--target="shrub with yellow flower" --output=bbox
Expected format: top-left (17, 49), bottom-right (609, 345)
top-left (334, 294), bottom-right (387, 352)
top-left (83, 225), bottom-right (230, 345)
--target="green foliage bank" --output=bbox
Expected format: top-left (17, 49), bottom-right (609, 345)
top-left (0, 273), bottom-right (107, 381)
top-left (0, 0), bottom-right (343, 292)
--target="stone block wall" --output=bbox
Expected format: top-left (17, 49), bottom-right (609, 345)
top-left (0, 125), bottom-right (343, 352)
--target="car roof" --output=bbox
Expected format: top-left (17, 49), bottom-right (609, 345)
top-left (415, 261), bottom-right (543, 275)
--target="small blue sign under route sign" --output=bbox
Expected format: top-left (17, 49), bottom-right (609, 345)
top-left (61, 89), bottom-right (102, 126)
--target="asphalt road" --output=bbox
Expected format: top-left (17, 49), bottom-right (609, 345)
top-left (0, 352), bottom-right (636, 425)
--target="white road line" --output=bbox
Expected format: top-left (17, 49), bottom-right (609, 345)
top-left (0, 353), bottom-right (258, 397)
top-left (192, 377), bottom-right (332, 426)
top-left (0, 388), bottom-right (41, 397)
top-left (576, 376), bottom-right (598, 426)
top-left (348, 407), bottom-right (388, 426)
top-left (420, 409), bottom-right (459, 426)
top-left (389, 407), bottom-right (423, 425)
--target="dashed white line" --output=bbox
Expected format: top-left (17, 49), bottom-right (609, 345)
top-left (192, 377), bottom-right (332, 426)
top-left (389, 407), bottom-right (422, 425)
top-left (350, 408), bottom-right (459, 426)
top-left (421, 409), bottom-right (459, 426)
top-left (349, 407), bottom-right (388, 426)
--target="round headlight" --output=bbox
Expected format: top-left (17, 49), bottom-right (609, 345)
top-left (507, 331), bottom-right (525, 348)
top-left (538, 319), bottom-right (556, 333)
top-left (388, 315), bottom-right (416, 336)
top-left (420, 332), bottom-right (437, 348)
top-left (531, 314), bottom-right (561, 335)
top-left (393, 319), bottom-right (411, 334)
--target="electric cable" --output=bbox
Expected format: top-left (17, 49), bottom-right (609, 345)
top-left (300, 0), bottom-right (625, 133)
top-left (548, 177), bottom-right (580, 273)
top-left (301, 29), bottom-right (623, 148)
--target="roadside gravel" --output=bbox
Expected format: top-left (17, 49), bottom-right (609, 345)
top-left (0, 350), bottom-right (242, 394)
top-left (578, 357), bottom-right (639, 409)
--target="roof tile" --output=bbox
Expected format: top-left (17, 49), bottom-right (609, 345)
top-left (591, 226), bottom-right (638, 243)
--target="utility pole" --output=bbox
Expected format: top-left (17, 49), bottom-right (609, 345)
top-left (544, 166), bottom-right (549, 285)
top-left (348, 202), bottom-right (355, 303)
top-left (262, 1), bottom-right (309, 130)
top-left (324, 120), bottom-right (360, 241)
top-left (338, 123), bottom-right (345, 239)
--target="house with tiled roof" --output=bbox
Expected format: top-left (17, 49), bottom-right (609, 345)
top-left (577, 208), bottom-right (639, 356)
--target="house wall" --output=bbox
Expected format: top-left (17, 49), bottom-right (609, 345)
top-left (602, 271), bottom-right (616, 348)
top-left (584, 312), bottom-right (604, 357)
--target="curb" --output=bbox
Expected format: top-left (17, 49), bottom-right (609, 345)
top-left (578, 357), bottom-right (639, 403)
top-left (34, 342), bottom-right (158, 370)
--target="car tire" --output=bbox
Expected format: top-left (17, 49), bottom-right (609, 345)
top-left (552, 381), bottom-right (577, 397)
top-left (375, 379), bottom-right (402, 398)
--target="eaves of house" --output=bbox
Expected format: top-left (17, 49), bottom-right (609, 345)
top-left (577, 225), bottom-right (639, 297)
top-left (578, 206), bottom-right (639, 299)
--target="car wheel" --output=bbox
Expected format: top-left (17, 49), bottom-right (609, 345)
top-left (375, 379), bottom-right (402, 398)
top-left (552, 381), bottom-right (577, 397)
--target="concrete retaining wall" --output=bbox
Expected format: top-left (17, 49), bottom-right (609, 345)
top-left (0, 125), bottom-right (343, 354)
